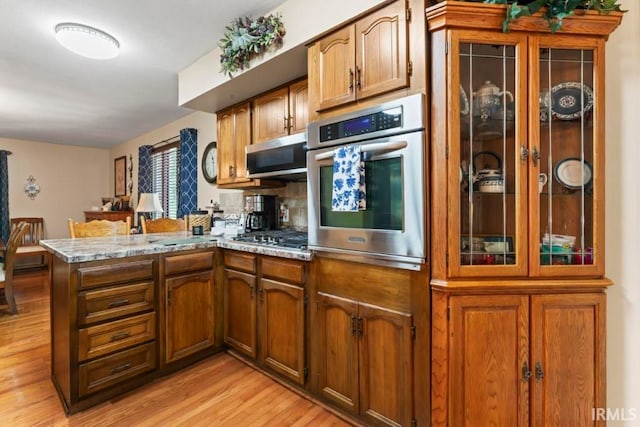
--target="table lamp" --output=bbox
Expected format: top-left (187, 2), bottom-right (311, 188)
top-left (135, 193), bottom-right (164, 230)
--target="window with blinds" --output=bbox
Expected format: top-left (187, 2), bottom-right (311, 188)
top-left (151, 142), bottom-right (180, 219)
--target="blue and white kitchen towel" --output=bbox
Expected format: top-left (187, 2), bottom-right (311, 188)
top-left (332, 144), bottom-right (367, 211)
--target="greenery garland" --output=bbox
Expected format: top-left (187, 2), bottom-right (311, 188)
top-left (219, 14), bottom-right (286, 77)
top-left (473, 0), bottom-right (624, 32)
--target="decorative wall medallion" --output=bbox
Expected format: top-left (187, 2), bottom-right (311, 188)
top-left (24, 175), bottom-right (40, 200)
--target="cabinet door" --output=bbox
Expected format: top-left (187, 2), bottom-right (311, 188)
top-left (358, 302), bottom-right (413, 427)
top-left (259, 278), bottom-right (305, 384)
top-left (223, 268), bottom-right (257, 358)
top-left (530, 36), bottom-right (604, 277)
top-left (449, 31), bottom-right (529, 278)
top-left (315, 25), bottom-right (356, 111)
top-left (355, 0), bottom-right (408, 101)
top-left (165, 270), bottom-right (215, 363)
top-left (232, 103), bottom-right (251, 183)
top-left (530, 293), bottom-right (605, 427)
top-left (449, 294), bottom-right (529, 427)
top-left (216, 108), bottom-right (235, 185)
top-left (317, 292), bottom-right (359, 414)
top-left (288, 80), bottom-right (308, 134)
top-left (253, 87), bottom-right (289, 144)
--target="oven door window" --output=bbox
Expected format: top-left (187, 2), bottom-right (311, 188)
top-left (319, 158), bottom-right (402, 229)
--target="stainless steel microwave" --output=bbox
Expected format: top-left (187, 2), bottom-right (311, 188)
top-left (246, 132), bottom-right (307, 180)
top-left (306, 94), bottom-right (426, 270)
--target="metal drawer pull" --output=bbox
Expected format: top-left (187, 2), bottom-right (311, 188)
top-left (110, 363), bottom-right (132, 374)
top-left (522, 361), bottom-right (532, 382)
top-left (107, 299), bottom-right (130, 308)
top-left (110, 331), bottom-right (131, 341)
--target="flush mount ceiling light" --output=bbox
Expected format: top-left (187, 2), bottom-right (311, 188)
top-left (55, 22), bottom-right (120, 60)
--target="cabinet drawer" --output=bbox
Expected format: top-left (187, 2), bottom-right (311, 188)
top-left (78, 342), bottom-right (156, 398)
top-left (79, 312), bottom-right (155, 362)
top-left (224, 251), bottom-right (256, 274)
top-left (78, 282), bottom-right (155, 326)
top-left (261, 257), bottom-right (306, 285)
top-left (78, 260), bottom-right (154, 290)
top-left (164, 251), bottom-right (214, 275)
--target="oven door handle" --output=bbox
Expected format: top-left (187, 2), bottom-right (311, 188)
top-left (314, 141), bottom-right (408, 161)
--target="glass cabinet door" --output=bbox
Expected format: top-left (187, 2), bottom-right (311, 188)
top-left (450, 32), bottom-right (528, 277)
top-left (530, 37), bottom-right (604, 276)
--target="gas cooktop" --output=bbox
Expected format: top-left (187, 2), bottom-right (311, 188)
top-left (232, 230), bottom-right (308, 250)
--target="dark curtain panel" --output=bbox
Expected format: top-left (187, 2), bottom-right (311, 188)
top-left (177, 128), bottom-right (197, 218)
top-left (0, 150), bottom-right (9, 245)
top-left (137, 145), bottom-right (153, 198)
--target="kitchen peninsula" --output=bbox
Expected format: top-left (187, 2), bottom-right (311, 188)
top-left (41, 232), bottom-right (311, 414)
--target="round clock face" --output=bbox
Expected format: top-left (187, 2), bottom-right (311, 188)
top-left (202, 141), bottom-right (217, 183)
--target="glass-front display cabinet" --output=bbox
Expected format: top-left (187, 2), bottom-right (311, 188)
top-left (428, 2), bottom-right (622, 279)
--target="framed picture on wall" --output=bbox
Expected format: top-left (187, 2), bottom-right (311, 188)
top-left (114, 156), bottom-right (127, 196)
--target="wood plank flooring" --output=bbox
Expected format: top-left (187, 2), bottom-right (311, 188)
top-left (0, 270), bottom-right (353, 426)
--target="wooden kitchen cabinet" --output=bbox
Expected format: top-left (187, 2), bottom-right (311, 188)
top-left (308, 0), bottom-right (408, 111)
top-left (433, 289), bottom-right (606, 427)
top-left (162, 251), bottom-right (215, 364)
top-left (216, 102), bottom-right (252, 187)
top-left (223, 251), bottom-right (258, 358)
top-left (252, 79), bottom-right (308, 144)
top-left (317, 292), bottom-right (413, 427)
top-left (426, 4), bottom-right (621, 426)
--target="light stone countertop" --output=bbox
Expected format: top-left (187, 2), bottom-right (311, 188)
top-left (40, 231), bottom-right (312, 263)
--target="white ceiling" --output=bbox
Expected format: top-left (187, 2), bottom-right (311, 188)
top-left (0, 0), bottom-right (286, 148)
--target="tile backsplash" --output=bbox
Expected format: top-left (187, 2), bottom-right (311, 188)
top-left (216, 181), bottom-right (308, 229)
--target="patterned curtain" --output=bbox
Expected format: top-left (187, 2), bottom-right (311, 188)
top-left (177, 128), bottom-right (198, 218)
top-left (137, 145), bottom-right (153, 197)
top-left (0, 150), bottom-right (10, 245)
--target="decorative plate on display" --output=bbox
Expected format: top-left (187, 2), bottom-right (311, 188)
top-left (554, 158), bottom-right (593, 190)
top-left (460, 85), bottom-right (470, 116)
top-left (550, 82), bottom-right (594, 120)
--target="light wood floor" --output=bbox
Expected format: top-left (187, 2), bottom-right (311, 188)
top-left (0, 269), bottom-right (352, 427)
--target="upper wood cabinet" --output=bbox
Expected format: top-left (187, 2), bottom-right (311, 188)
top-left (216, 102), bottom-right (252, 186)
top-left (252, 79), bottom-right (308, 144)
top-left (427, 2), bottom-right (622, 280)
top-left (308, 0), bottom-right (409, 112)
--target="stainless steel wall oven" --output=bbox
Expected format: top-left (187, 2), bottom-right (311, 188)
top-left (306, 94), bottom-right (426, 270)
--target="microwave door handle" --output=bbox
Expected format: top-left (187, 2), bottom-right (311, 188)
top-left (314, 141), bottom-right (408, 161)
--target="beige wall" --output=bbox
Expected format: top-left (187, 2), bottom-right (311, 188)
top-left (605, 1), bottom-right (640, 423)
top-left (1, 138), bottom-right (110, 238)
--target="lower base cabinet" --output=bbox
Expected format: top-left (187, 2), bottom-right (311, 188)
top-left (432, 288), bottom-right (606, 427)
top-left (317, 292), bottom-right (414, 427)
top-left (224, 251), bottom-right (308, 385)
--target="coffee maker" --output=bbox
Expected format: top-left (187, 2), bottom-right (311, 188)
top-left (245, 195), bottom-right (278, 232)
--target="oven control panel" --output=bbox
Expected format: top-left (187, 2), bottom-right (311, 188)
top-left (319, 107), bottom-right (402, 142)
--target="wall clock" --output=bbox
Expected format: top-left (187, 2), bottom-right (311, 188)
top-left (202, 141), bottom-right (217, 183)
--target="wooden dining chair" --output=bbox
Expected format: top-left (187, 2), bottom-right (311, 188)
top-left (68, 217), bottom-right (131, 238)
top-left (140, 215), bottom-right (187, 234)
top-left (10, 217), bottom-right (49, 270)
top-left (1, 222), bottom-right (30, 314)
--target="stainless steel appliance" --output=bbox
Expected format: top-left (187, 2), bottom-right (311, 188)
top-left (244, 194), bottom-right (278, 232)
top-left (246, 132), bottom-right (307, 180)
top-left (232, 230), bottom-right (308, 250)
top-left (306, 94), bottom-right (426, 270)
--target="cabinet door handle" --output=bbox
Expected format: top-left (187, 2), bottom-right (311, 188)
top-left (355, 66), bottom-right (361, 89)
top-left (258, 287), bottom-right (263, 301)
top-left (284, 116), bottom-right (288, 131)
top-left (111, 363), bottom-right (132, 374)
top-left (110, 331), bottom-right (131, 342)
top-left (520, 145), bottom-right (529, 165)
top-left (357, 317), bottom-right (363, 337)
top-left (351, 314), bottom-right (357, 336)
top-left (348, 68), bottom-right (354, 92)
top-left (288, 114), bottom-right (293, 132)
top-left (522, 361), bottom-right (532, 382)
top-left (532, 146), bottom-right (541, 167)
top-left (535, 361), bottom-right (545, 381)
top-left (107, 298), bottom-right (130, 308)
